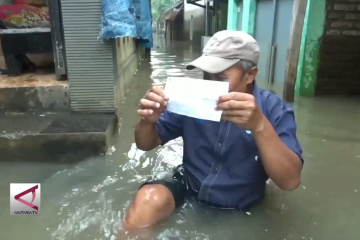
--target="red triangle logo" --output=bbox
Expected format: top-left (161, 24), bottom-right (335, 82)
top-left (14, 185), bottom-right (39, 211)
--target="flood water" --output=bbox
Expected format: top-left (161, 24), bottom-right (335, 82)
top-left (1, 36), bottom-right (360, 240)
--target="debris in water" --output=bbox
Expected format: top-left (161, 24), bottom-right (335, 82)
top-left (39, 114), bottom-right (45, 117)
top-left (354, 190), bottom-right (358, 192)
top-left (265, 229), bottom-right (268, 232)
top-left (107, 146), bottom-right (116, 155)
top-left (245, 212), bottom-right (251, 215)
top-left (302, 186), bottom-right (306, 189)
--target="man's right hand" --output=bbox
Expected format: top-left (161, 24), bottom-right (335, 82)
top-left (137, 86), bottom-right (168, 123)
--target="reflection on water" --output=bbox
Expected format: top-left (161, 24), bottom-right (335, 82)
top-left (0, 35), bottom-right (360, 240)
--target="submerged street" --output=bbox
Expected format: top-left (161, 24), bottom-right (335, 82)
top-left (0, 37), bottom-right (359, 240)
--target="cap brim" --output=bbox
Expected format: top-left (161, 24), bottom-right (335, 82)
top-left (185, 55), bottom-right (239, 74)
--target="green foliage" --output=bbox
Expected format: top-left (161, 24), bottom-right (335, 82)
top-left (151, 0), bottom-right (177, 23)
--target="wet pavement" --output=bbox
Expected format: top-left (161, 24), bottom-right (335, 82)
top-left (0, 35), bottom-right (360, 240)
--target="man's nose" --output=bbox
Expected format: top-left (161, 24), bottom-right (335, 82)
top-left (203, 73), bottom-right (217, 81)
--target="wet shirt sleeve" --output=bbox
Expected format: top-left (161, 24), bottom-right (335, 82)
top-left (155, 110), bottom-right (184, 145)
top-left (271, 109), bottom-right (304, 163)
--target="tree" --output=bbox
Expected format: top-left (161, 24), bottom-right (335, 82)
top-left (151, 0), bottom-right (177, 23)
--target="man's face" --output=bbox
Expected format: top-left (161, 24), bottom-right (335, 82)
top-left (203, 64), bottom-right (258, 93)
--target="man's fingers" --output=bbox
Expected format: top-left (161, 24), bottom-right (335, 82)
top-left (218, 92), bottom-right (252, 103)
top-left (136, 86), bottom-right (169, 120)
top-left (146, 92), bottom-right (168, 106)
top-left (216, 100), bottom-right (247, 110)
top-left (221, 110), bottom-right (249, 117)
top-left (150, 86), bottom-right (169, 100)
top-left (140, 99), bottom-right (161, 109)
top-left (137, 109), bottom-right (154, 116)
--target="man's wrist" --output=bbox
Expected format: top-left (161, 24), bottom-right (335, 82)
top-left (136, 118), bottom-right (156, 129)
top-left (252, 114), bottom-right (266, 135)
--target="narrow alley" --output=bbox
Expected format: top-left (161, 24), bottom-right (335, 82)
top-left (0, 37), bottom-right (359, 240)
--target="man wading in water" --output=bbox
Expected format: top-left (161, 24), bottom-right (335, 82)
top-left (125, 30), bottom-right (303, 230)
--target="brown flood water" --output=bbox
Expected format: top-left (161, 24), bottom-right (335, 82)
top-left (0, 36), bottom-right (359, 240)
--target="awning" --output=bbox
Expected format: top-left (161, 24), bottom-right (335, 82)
top-left (165, 8), bottom-right (181, 21)
top-left (158, 1), bottom-right (183, 22)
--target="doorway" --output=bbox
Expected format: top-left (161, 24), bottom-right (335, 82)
top-left (254, 0), bottom-right (294, 98)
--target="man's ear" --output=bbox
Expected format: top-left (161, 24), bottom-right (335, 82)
top-left (245, 67), bottom-right (258, 84)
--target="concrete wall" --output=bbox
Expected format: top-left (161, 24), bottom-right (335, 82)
top-left (295, 0), bottom-right (325, 97)
top-left (317, 0), bottom-right (360, 95)
top-left (183, 1), bottom-right (205, 43)
top-left (0, 80), bottom-right (69, 112)
top-left (164, 8), bottom-right (185, 41)
top-left (114, 37), bottom-right (143, 117)
top-left (0, 36), bottom-right (143, 114)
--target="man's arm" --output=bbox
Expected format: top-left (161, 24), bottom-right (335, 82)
top-left (253, 110), bottom-right (303, 191)
top-left (134, 110), bottom-right (184, 151)
top-left (135, 119), bottom-right (162, 151)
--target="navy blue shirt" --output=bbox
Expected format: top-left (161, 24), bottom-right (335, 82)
top-left (155, 84), bottom-right (303, 210)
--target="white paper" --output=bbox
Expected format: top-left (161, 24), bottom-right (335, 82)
top-left (164, 77), bottom-right (229, 122)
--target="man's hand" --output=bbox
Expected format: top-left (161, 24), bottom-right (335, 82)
top-left (137, 86), bottom-right (168, 123)
top-left (216, 92), bottom-right (265, 133)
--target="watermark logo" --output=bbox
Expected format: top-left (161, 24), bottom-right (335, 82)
top-left (10, 183), bottom-right (41, 216)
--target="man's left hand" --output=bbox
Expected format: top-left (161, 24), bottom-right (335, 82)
top-left (216, 92), bottom-right (265, 133)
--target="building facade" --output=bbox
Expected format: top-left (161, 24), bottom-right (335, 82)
top-left (61, 0), bottom-right (144, 113)
top-left (228, 0), bottom-right (360, 98)
top-left (298, 0), bottom-right (360, 96)
top-left (184, 0), bottom-right (228, 43)
top-left (227, 0), bottom-right (299, 99)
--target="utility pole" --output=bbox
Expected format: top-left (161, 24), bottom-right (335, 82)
top-left (283, 0), bottom-right (308, 102)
